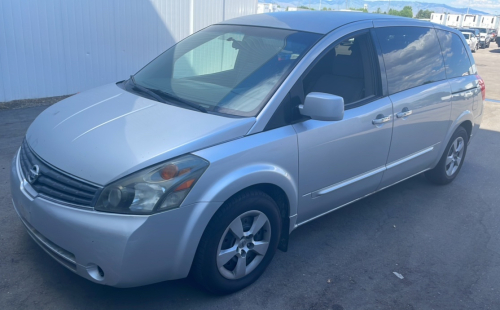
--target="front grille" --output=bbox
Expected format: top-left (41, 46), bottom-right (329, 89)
top-left (19, 139), bottom-right (100, 207)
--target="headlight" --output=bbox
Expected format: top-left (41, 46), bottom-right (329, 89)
top-left (94, 155), bottom-right (209, 214)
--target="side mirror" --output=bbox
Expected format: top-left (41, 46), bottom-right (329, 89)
top-left (299, 92), bottom-right (344, 121)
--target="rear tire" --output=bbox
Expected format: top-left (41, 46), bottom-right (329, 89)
top-left (425, 127), bottom-right (468, 185)
top-left (191, 189), bottom-right (281, 294)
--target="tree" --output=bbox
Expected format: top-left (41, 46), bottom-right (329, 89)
top-left (388, 6), bottom-right (413, 18)
top-left (376, 7), bottom-right (381, 14)
top-left (388, 8), bottom-right (400, 16)
top-left (416, 9), bottom-right (433, 19)
top-left (350, 7), bottom-right (368, 13)
top-left (298, 5), bottom-right (314, 10)
top-left (400, 6), bottom-right (413, 18)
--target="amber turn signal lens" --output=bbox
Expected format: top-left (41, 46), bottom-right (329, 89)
top-left (175, 179), bottom-right (195, 191)
top-left (160, 164), bottom-right (178, 180)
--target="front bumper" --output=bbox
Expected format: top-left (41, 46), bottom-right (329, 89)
top-left (10, 150), bottom-right (220, 287)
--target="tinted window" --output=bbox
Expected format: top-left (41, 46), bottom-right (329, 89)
top-left (436, 30), bottom-right (473, 79)
top-left (376, 27), bottom-right (446, 94)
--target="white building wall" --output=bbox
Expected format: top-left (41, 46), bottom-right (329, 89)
top-left (447, 14), bottom-right (463, 28)
top-left (0, 0), bottom-right (257, 102)
top-left (430, 13), bottom-right (446, 25)
top-left (478, 15), bottom-right (499, 29)
top-left (462, 14), bottom-right (480, 28)
top-left (257, 3), bottom-right (277, 14)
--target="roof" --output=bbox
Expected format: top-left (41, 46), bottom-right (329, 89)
top-left (219, 11), bottom-right (407, 34)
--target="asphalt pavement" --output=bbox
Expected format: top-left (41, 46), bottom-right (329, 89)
top-left (1, 47), bottom-right (500, 310)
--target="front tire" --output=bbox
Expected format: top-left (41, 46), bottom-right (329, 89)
top-left (191, 190), bottom-right (281, 294)
top-left (425, 126), bottom-right (468, 185)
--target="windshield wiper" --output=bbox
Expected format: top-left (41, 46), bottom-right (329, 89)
top-left (128, 76), bottom-right (207, 113)
top-left (128, 75), bottom-right (169, 105)
top-left (153, 89), bottom-right (207, 113)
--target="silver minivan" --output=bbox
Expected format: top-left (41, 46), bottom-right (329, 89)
top-left (10, 12), bottom-right (485, 294)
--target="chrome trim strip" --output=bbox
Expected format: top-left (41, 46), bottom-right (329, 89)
top-left (312, 166), bottom-right (386, 198)
top-left (18, 147), bottom-right (95, 209)
top-left (309, 144), bottom-right (438, 199)
top-left (296, 168), bottom-right (431, 227)
top-left (21, 142), bottom-right (101, 209)
top-left (38, 195), bottom-right (94, 211)
top-left (26, 142), bottom-right (103, 188)
top-left (386, 145), bottom-right (436, 170)
top-left (16, 148), bottom-right (37, 200)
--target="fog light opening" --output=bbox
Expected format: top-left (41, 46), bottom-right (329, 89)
top-left (86, 263), bottom-right (105, 281)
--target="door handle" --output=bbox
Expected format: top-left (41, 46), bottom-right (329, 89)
top-left (372, 114), bottom-right (391, 125)
top-left (396, 108), bottom-right (413, 118)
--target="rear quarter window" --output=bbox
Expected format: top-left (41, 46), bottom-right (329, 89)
top-left (436, 30), bottom-right (474, 79)
top-left (375, 27), bottom-right (446, 95)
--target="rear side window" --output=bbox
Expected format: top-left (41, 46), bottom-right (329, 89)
top-left (376, 27), bottom-right (446, 95)
top-left (436, 30), bottom-right (474, 78)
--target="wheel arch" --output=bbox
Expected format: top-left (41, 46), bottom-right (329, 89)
top-left (460, 120), bottom-right (473, 140)
top-left (432, 111), bottom-right (474, 168)
top-left (227, 183), bottom-right (291, 252)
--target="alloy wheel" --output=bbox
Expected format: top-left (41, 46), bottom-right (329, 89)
top-left (216, 210), bottom-right (271, 280)
top-left (445, 136), bottom-right (465, 176)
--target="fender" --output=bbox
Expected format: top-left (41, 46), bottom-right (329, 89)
top-left (432, 109), bottom-right (474, 168)
top-left (186, 125), bottom-right (300, 230)
top-left (190, 164), bottom-right (298, 216)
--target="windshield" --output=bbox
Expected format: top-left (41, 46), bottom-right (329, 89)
top-left (462, 33), bottom-right (470, 39)
top-left (132, 25), bottom-right (321, 117)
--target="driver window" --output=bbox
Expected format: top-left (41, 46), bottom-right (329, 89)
top-left (302, 32), bottom-right (377, 106)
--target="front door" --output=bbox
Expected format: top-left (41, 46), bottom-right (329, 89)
top-left (293, 31), bottom-right (393, 223)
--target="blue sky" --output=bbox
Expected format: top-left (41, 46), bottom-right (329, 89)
top-left (374, 0), bottom-right (500, 14)
top-left (285, 0), bottom-right (500, 14)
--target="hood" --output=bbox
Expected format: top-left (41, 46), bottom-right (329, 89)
top-left (26, 83), bottom-right (255, 185)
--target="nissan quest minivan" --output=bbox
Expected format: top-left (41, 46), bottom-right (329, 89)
top-left (10, 12), bottom-right (485, 294)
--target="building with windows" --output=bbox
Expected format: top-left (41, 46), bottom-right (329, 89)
top-left (257, 3), bottom-right (278, 13)
top-left (431, 12), bottom-right (499, 30)
top-left (430, 13), bottom-right (447, 25)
